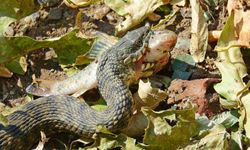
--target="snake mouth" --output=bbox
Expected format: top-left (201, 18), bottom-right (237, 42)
top-left (133, 29), bottom-right (177, 75)
top-left (130, 46), bottom-right (148, 63)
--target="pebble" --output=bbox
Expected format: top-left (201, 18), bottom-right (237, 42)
top-left (48, 8), bottom-right (63, 20)
top-left (4, 26), bottom-right (15, 36)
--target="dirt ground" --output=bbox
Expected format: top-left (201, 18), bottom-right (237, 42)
top-left (0, 1), bottom-right (228, 104)
top-left (0, 0), bottom-right (245, 148)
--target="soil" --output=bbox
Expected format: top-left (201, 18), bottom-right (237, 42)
top-left (1, 1), bottom-right (227, 103)
top-left (0, 2), bottom-right (121, 103)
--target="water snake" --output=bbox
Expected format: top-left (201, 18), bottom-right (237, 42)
top-left (0, 26), bottom-right (177, 149)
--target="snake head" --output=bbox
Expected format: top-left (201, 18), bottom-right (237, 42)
top-left (116, 26), bottom-right (151, 64)
top-left (131, 29), bottom-right (177, 79)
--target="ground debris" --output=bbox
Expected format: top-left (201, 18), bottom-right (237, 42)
top-left (167, 78), bottom-right (222, 117)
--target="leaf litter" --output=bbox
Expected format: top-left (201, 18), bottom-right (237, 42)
top-left (1, 0), bottom-right (250, 149)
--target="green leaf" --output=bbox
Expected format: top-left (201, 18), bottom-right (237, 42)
top-left (0, 0), bottom-right (39, 19)
top-left (215, 11), bottom-right (247, 79)
top-left (80, 133), bottom-right (142, 150)
top-left (231, 131), bottom-right (243, 150)
top-left (213, 10), bottom-right (250, 139)
top-left (5, 56), bottom-right (27, 75)
top-left (211, 110), bottom-right (239, 129)
top-left (213, 61), bottom-right (244, 102)
top-left (215, 11), bottom-right (237, 52)
top-left (0, 95), bottom-right (32, 116)
top-left (0, 15), bottom-right (92, 65)
top-left (152, 9), bottom-right (178, 30)
top-left (91, 104), bottom-right (107, 111)
top-left (142, 105), bottom-right (199, 150)
top-left (0, 114), bottom-right (9, 127)
top-left (0, 28), bottom-right (92, 64)
top-left (90, 98), bottom-right (107, 111)
top-left (219, 97), bottom-right (240, 109)
top-left (0, 17), bottom-right (15, 35)
top-left (181, 125), bottom-right (230, 150)
top-left (214, 61), bottom-right (250, 139)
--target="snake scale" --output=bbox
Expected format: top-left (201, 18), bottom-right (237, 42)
top-left (0, 26), bottom-right (177, 149)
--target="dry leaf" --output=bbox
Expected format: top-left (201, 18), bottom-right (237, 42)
top-left (122, 79), bottom-right (168, 137)
top-left (208, 30), bottom-right (221, 42)
top-left (63, 0), bottom-right (97, 8)
top-left (0, 65), bottom-right (13, 78)
top-left (227, 0), bottom-right (250, 47)
top-left (104, 0), bottom-right (171, 33)
top-left (33, 131), bottom-right (49, 150)
top-left (190, 0), bottom-right (208, 63)
top-left (134, 79), bottom-right (168, 110)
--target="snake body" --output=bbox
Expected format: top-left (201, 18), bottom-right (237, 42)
top-left (0, 27), bottom-right (152, 149)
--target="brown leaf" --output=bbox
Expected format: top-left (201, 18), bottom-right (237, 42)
top-left (167, 78), bottom-right (221, 117)
top-left (190, 0), bottom-right (208, 62)
top-left (122, 79), bottom-right (168, 137)
top-left (227, 0), bottom-right (250, 47)
top-left (0, 65), bottom-right (13, 78)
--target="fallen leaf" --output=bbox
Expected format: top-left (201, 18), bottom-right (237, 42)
top-left (122, 112), bottom-right (148, 137)
top-left (214, 8), bottom-right (247, 104)
top-left (214, 11), bottom-right (241, 52)
top-left (142, 104), bottom-right (199, 150)
top-left (0, 114), bottom-right (8, 127)
top-left (104, 0), bottom-right (171, 33)
top-left (64, 0), bottom-right (97, 8)
top-left (0, 64), bottom-right (13, 78)
top-left (210, 110), bottom-right (239, 129)
top-left (213, 62), bottom-right (243, 104)
top-left (196, 110), bottom-right (239, 141)
top-left (231, 131), bottom-right (244, 150)
top-left (152, 9), bottom-right (178, 30)
top-left (123, 78), bottom-right (168, 137)
top-left (0, 95), bottom-right (32, 116)
top-left (227, 0), bottom-right (250, 47)
top-left (0, 0), bottom-right (39, 19)
top-left (134, 79), bottom-right (168, 109)
top-left (190, 0), bottom-right (208, 62)
top-left (214, 61), bottom-right (250, 139)
top-left (79, 132), bottom-right (142, 150)
top-left (0, 15), bottom-right (92, 65)
top-left (5, 56), bottom-right (27, 75)
top-left (170, 0), bottom-right (186, 6)
top-left (181, 125), bottom-right (230, 150)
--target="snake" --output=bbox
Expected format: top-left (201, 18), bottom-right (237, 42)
top-left (0, 26), bottom-right (177, 149)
